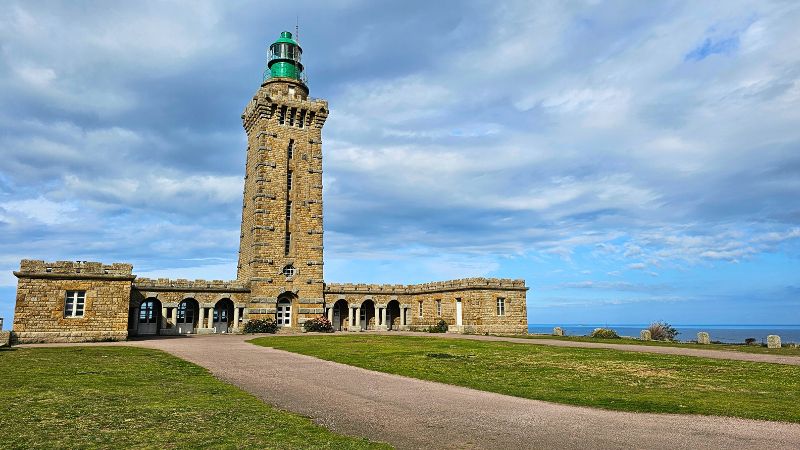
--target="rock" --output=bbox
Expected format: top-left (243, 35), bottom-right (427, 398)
top-left (553, 327), bottom-right (563, 336)
top-left (697, 332), bottom-right (710, 344)
top-left (768, 335), bottom-right (781, 349)
top-left (640, 330), bottom-right (651, 341)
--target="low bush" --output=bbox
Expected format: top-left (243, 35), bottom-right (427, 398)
top-left (242, 318), bottom-right (278, 334)
top-left (427, 319), bottom-right (448, 333)
top-left (589, 328), bottom-right (620, 339)
top-left (744, 337), bottom-right (757, 345)
top-left (648, 321), bottom-right (679, 341)
top-left (303, 316), bottom-right (333, 333)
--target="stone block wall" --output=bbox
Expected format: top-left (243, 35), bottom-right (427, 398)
top-left (12, 260), bottom-right (135, 343)
top-left (238, 78), bottom-right (329, 328)
top-left (324, 278), bottom-right (528, 334)
top-left (131, 279), bottom-right (250, 335)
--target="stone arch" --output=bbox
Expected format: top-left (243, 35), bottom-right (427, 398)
top-left (276, 291), bottom-right (297, 328)
top-left (213, 298), bottom-right (235, 333)
top-left (137, 297), bottom-right (162, 336)
top-left (332, 299), bottom-right (348, 331)
top-left (176, 298), bottom-right (199, 334)
top-left (360, 299), bottom-right (376, 331)
top-left (387, 299), bottom-right (401, 331)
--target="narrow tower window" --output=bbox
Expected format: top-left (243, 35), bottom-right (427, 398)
top-left (286, 200), bottom-right (292, 222)
top-left (279, 106), bottom-right (287, 125)
top-left (436, 299), bottom-right (442, 316)
top-left (298, 110), bottom-right (306, 128)
top-left (287, 170), bottom-right (293, 190)
top-left (287, 139), bottom-right (294, 159)
top-left (285, 232), bottom-right (291, 255)
top-left (288, 107), bottom-right (296, 126)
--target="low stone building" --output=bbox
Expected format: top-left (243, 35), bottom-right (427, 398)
top-left (11, 31), bottom-right (528, 343)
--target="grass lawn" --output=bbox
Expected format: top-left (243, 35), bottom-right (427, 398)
top-left (507, 334), bottom-right (800, 356)
top-left (252, 335), bottom-right (800, 423)
top-left (0, 346), bottom-right (388, 450)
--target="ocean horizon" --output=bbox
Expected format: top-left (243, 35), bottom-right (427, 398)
top-left (528, 324), bottom-right (800, 344)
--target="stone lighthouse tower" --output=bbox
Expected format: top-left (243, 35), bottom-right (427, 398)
top-left (238, 31), bottom-right (328, 328)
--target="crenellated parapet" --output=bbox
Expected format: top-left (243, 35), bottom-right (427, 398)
top-left (133, 278), bottom-right (250, 293)
top-left (324, 278), bottom-right (528, 295)
top-left (14, 259), bottom-right (134, 280)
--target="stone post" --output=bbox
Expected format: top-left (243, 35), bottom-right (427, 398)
top-left (401, 307), bottom-right (407, 326)
top-left (172, 307), bottom-right (179, 327)
top-left (553, 327), bottom-right (563, 336)
top-left (697, 332), bottom-right (710, 345)
top-left (768, 335), bottom-right (781, 349)
top-left (207, 308), bottom-right (214, 329)
top-left (161, 307), bottom-right (167, 330)
top-left (327, 307), bottom-right (334, 323)
top-left (198, 307), bottom-right (206, 329)
top-left (233, 307), bottom-right (240, 330)
top-left (355, 306), bottom-right (361, 330)
top-left (640, 330), bottom-right (651, 341)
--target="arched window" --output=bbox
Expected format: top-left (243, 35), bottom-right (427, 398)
top-left (177, 300), bottom-right (197, 324)
top-left (282, 264), bottom-right (297, 277)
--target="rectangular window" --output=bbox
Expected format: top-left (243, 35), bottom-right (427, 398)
top-left (288, 108), bottom-right (296, 126)
top-left (285, 232), bottom-right (291, 255)
top-left (436, 299), bottom-right (442, 316)
top-left (287, 170), bottom-right (293, 191)
top-left (279, 106), bottom-right (287, 125)
top-left (286, 200), bottom-right (292, 222)
top-left (298, 110), bottom-right (306, 128)
top-left (287, 139), bottom-right (294, 159)
top-left (418, 301), bottom-right (423, 317)
top-left (64, 290), bottom-right (86, 318)
top-left (496, 297), bottom-right (505, 316)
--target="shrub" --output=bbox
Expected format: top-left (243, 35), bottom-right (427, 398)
top-left (303, 316), bottom-right (333, 333)
top-left (242, 318), bottom-right (278, 334)
top-left (648, 321), bottom-right (679, 341)
top-left (427, 319), bottom-right (448, 333)
top-left (590, 328), bottom-right (620, 339)
top-left (745, 337), bottom-right (757, 345)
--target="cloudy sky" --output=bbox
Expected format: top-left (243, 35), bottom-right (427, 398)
top-left (1, 0), bottom-right (799, 327)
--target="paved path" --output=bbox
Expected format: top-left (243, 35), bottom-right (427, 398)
top-left (120, 334), bottom-right (800, 450)
top-left (375, 331), bottom-right (800, 366)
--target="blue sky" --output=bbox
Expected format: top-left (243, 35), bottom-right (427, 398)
top-left (1, 1), bottom-right (799, 328)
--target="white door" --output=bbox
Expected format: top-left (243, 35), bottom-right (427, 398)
top-left (455, 299), bottom-right (463, 326)
top-left (277, 302), bottom-right (291, 326)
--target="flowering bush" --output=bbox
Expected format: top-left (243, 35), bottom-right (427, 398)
top-left (590, 328), bottom-right (620, 339)
top-left (242, 318), bottom-right (278, 334)
top-left (648, 321), bottom-right (679, 341)
top-left (303, 316), bottom-right (333, 333)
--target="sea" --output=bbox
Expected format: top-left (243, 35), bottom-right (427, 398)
top-left (528, 324), bottom-right (800, 344)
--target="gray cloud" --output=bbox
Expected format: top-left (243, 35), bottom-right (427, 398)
top-left (0, 0), bottom-right (799, 302)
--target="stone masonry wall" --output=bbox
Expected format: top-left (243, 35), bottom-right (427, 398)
top-left (131, 278), bottom-right (250, 334)
top-left (239, 77), bottom-right (329, 327)
top-left (324, 278), bottom-right (528, 334)
top-left (12, 260), bottom-right (134, 343)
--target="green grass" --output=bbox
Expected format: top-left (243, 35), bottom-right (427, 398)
top-left (506, 334), bottom-right (800, 356)
top-left (0, 346), bottom-right (388, 450)
top-left (252, 335), bottom-right (800, 423)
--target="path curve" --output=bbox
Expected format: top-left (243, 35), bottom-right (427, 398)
top-left (374, 331), bottom-right (800, 366)
top-left (126, 334), bottom-right (800, 450)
